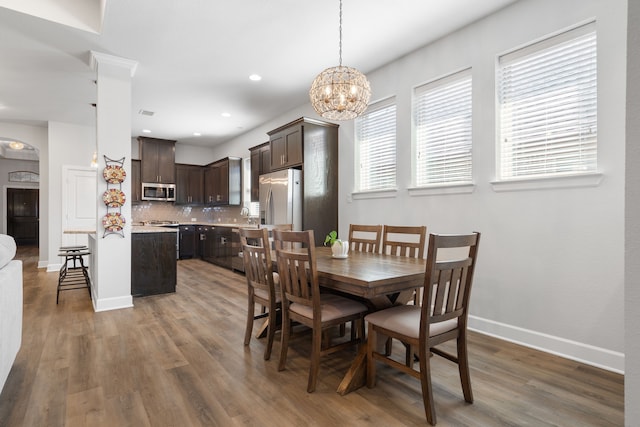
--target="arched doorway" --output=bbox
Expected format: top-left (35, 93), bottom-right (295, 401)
top-left (1, 138), bottom-right (40, 247)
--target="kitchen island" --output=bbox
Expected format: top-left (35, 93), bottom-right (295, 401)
top-left (131, 226), bottom-right (177, 296)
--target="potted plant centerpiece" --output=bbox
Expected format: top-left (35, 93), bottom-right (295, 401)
top-left (324, 230), bottom-right (349, 258)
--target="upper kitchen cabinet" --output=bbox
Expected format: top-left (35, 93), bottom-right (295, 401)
top-left (175, 164), bottom-right (204, 205)
top-left (204, 157), bottom-right (242, 206)
top-left (267, 117), bottom-right (339, 247)
top-left (269, 123), bottom-right (303, 170)
top-left (131, 159), bottom-right (141, 204)
top-left (138, 136), bottom-right (176, 184)
top-left (249, 142), bottom-right (270, 202)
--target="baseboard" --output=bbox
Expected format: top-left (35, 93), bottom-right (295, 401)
top-left (46, 263), bottom-right (61, 272)
top-left (93, 295), bottom-right (133, 312)
top-left (468, 315), bottom-right (624, 374)
top-left (37, 260), bottom-right (48, 269)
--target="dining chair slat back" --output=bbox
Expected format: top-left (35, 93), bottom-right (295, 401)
top-left (264, 223), bottom-right (293, 250)
top-left (348, 224), bottom-right (382, 253)
top-left (240, 227), bottom-right (280, 360)
top-left (382, 225), bottom-right (427, 258)
top-left (273, 229), bottom-right (368, 393)
top-left (365, 232), bottom-right (481, 425)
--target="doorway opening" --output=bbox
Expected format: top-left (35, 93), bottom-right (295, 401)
top-left (6, 187), bottom-right (39, 247)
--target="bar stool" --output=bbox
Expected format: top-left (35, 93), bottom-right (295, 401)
top-left (57, 245), bottom-right (92, 304)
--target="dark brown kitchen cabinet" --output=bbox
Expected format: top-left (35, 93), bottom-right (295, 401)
top-left (138, 136), bottom-right (176, 184)
top-left (231, 229), bottom-right (244, 272)
top-left (204, 157), bottom-right (242, 206)
top-left (198, 225), bottom-right (213, 261)
top-left (266, 117), bottom-right (339, 247)
top-left (131, 159), bottom-right (141, 204)
top-left (249, 142), bottom-right (270, 202)
top-left (269, 124), bottom-right (303, 170)
top-left (199, 225), bottom-right (241, 270)
top-left (131, 231), bottom-right (177, 296)
top-left (178, 225), bottom-right (196, 259)
top-left (212, 227), bottom-right (233, 269)
top-left (175, 164), bottom-right (204, 204)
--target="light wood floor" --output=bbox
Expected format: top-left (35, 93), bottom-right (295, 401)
top-left (0, 245), bottom-right (623, 426)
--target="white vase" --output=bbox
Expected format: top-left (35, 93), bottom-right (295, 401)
top-left (331, 240), bottom-right (349, 257)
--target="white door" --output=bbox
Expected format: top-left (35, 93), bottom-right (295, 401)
top-left (61, 166), bottom-right (97, 248)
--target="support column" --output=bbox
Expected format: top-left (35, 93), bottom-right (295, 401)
top-left (90, 51), bottom-right (138, 311)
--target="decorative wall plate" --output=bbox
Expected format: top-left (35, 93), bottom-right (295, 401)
top-left (102, 188), bottom-right (126, 207)
top-left (103, 165), bottom-right (126, 183)
top-left (102, 212), bottom-right (126, 232)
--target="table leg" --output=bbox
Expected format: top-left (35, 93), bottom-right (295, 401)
top-left (256, 319), bottom-right (269, 339)
top-left (337, 345), bottom-right (367, 395)
top-left (337, 296), bottom-right (394, 395)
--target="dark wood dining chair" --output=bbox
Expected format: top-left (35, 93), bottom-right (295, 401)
top-left (382, 225), bottom-right (427, 258)
top-left (348, 224), bottom-right (382, 253)
top-left (239, 227), bottom-right (280, 360)
top-left (273, 229), bottom-right (368, 393)
top-left (381, 225), bottom-right (428, 362)
top-left (265, 223), bottom-right (292, 249)
top-left (365, 232), bottom-right (481, 425)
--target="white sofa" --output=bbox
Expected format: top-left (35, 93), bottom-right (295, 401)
top-left (0, 234), bottom-right (22, 393)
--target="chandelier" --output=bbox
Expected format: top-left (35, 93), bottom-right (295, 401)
top-left (309, 0), bottom-right (371, 121)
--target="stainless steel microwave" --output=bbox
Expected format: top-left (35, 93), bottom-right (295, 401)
top-left (142, 183), bottom-right (176, 201)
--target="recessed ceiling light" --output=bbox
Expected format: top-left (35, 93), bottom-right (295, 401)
top-left (193, 132), bottom-right (201, 136)
top-left (142, 129), bottom-right (151, 133)
top-left (249, 74), bottom-right (262, 81)
top-left (9, 141), bottom-right (24, 150)
top-left (221, 112), bottom-right (231, 118)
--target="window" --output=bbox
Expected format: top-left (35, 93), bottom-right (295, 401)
top-left (498, 23), bottom-right (597, 180)
top-left (355, 98), bottom-right (397, 192)
top-left (413, 69), bottom-right (472, 186)
top-left (242, 157), bottom-right (259, 217)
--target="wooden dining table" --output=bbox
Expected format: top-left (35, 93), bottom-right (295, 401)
top-left (312, 246), bottom-right (426, 395)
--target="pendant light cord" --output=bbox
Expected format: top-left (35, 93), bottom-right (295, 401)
top-left (338, 0), bottom-right (343, 66)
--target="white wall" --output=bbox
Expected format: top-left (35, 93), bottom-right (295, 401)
top-left (47, 121), bottom-right (96, 271)
top-left (212, 0), bottom-right (627, 372)
top-left (175, 143), bottom-right (218, 166)
top-left (0, 122), bottom-right (48, 266)
top-left (626, 0), bottom-right (639, 424)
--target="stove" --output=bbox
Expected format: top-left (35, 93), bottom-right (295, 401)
top-left (143, 220), bottom-right (179, 226)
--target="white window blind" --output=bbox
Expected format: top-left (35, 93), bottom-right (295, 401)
top-left (498, 23), bottom-right (597, 180)
top-left (355, 99), bottom-right (397, 191)
top-left (414, 70), bottom-right (472, 186)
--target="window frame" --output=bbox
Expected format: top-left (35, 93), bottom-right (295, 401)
top-left (353, 97), bottom-right (398, 197)
top-left (494, 22), bottom-right (599, 190)
top-left (410, 68), bottom-right (474, 195)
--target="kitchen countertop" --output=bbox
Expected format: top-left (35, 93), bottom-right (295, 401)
top-left (177, 223), bottom-right (259, 229)
top-left (132, 226), bottom-right (178, 234)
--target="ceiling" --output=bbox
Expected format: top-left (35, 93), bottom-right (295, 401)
top-left (0, 0), bottom-right (520, 154)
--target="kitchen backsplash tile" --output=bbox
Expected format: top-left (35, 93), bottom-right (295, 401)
top-left (132, 202), bottom-right (254, 225)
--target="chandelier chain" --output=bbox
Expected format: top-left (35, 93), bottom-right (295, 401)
top-left (338, 0), bottom-right (343, 66)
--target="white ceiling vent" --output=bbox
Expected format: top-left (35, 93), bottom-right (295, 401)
top-left (138, 110), bottom-right (154, 116)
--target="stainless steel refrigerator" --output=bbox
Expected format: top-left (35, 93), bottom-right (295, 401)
top-left (259, 169), bottom-right (302, 231)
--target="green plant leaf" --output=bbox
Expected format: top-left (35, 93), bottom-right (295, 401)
top-left (324, 230), bottom-right (338, 246)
